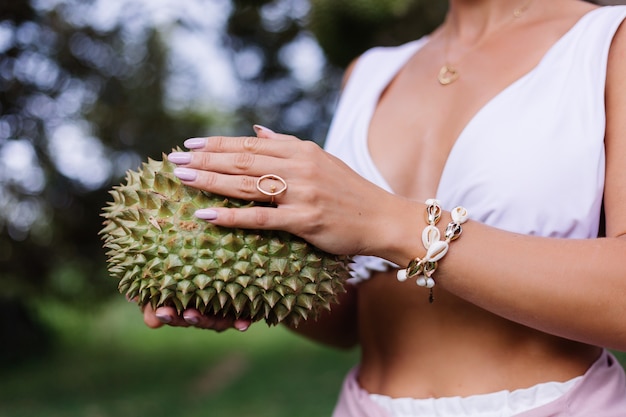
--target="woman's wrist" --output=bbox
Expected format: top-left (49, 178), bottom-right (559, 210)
top-left (370, 196), bottom-right (429, 266)
top-left (395, 200), bottom-right (469, 302)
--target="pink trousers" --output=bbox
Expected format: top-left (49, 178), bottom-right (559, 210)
top-left (332, 350), bottom-right (626, 417)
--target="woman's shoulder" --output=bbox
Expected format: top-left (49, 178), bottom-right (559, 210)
top-left (608, 5), bottom-right (626, 53)
top-left (358, 38), bottom-right (428, 66)
top-left (340, 38), bottom-right (428, 89)
top-left (606, 7), bottom-right (626, 100)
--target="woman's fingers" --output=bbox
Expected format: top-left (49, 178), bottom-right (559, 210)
top-left (170, 166), bottom-right (290, 204)
top-left (169, 151), bottom-right (280, 177)
top-left (172, 167), bottom-right (265, 201)
top-left (253, 124), bottom-right (279, 139)
top-left (165, 129), bottom-right (389, 257)
top-left (143, 304), bottom-right (251, 332)
top-left (195, 205), bottom-right (294, 230)
top-left (167, 143), bottom-right (306, 204)
top-left (183, 131), bottom-right (296, 157)
top-left (168, 129), bottom-right (311, 177)
top-left (143, 305), bottom-right (188, 328)
top-left (167, 131), bottom-right (302, 202)
top-left (143, 304), bottom-right (164, 328)
top-left (181, 309), bottom-right (251, 331)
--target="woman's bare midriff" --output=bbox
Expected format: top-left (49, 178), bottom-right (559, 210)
top-left (355, 269), bottom-right (602, 399)
top-left (356, 2), bottom-right (603, 399)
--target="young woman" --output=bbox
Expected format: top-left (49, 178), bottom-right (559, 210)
top-left (145, 0), bottom-right (626, 415)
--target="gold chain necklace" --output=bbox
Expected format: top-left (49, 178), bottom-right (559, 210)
top-left (437, 2), bottom-right (532, 86)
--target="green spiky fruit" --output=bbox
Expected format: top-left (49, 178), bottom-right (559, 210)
top-left (100, 153), bottom-right (350, 327)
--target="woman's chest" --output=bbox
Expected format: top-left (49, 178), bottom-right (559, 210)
top-left (366, 67), bottom-right (518, 200)
top-left (366, 62), bottom-right (606, 238)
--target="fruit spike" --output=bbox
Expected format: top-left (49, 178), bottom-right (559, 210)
top-left (100, 151), bottom-right (351, 327)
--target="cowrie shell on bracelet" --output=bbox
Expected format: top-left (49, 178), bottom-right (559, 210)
top-left (406, 258), bottom-right (424, 278)
top-left (425, 240), bottom-right (449, 262)
top-left (422, 225), bottom-right (441, 249)
top-left (445, 222), bottom-right (463, 242)
top-left (451, 206), bottom-right (469, 224)
top-left (426, 204), bottom-right (442, 224)
top-left (396, 269), bottom-right (408, 282)
top-left (416, 275), bottom-right (436, 288)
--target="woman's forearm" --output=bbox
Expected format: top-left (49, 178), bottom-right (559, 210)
top-left (380, 204), bottom-right (626, 350)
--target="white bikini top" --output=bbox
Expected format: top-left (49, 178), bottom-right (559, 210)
top-left (323, 6), bottom-right (626, 281)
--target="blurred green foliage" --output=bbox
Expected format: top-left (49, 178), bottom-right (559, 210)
top-left (0, 298), bottom-right (359, 416)
top-left (0, 0), bottom-right (446, 363)
top-left (310, 0), bottom-right (446, 67)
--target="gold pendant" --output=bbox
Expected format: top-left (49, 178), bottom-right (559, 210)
top-left (438, 64), bottom-right (459, 85)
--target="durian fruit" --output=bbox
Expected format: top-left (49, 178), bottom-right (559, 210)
top-left (100, 152), bottom-right (351, 327)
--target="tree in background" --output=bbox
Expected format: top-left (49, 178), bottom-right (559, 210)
top-left (0, 0), bottom-right (448, 364)
top-left (226, 0), bottom-right (446, 141)
top-left (0, 0), bottom-right (211, 363)
top-left (309, 0), bottom-right (446, 67)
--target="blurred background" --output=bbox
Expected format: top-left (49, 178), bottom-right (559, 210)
top-left (0, 0), bottom-right (623, 416)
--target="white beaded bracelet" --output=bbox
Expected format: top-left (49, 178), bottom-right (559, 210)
top-left (397, 199), bottom-right (468, 302)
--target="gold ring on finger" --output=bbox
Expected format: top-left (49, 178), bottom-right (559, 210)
top-left (256, 174), bottom-right (287, 203)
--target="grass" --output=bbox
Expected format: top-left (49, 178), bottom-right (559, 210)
top-left (1, 299), bottom-right (624, 417)
top-left (0, 299), bottom-right (358, 417)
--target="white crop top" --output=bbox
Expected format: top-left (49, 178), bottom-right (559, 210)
top-left (324, 6), bottom-right (626, 282)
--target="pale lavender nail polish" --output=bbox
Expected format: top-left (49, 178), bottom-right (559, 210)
top-left (184, 138), bottom-right (206, 149)
top-left (174, 167), bottom-right (197, 181)
top-left (195, 209), bottom-right (218, 220)
top-left (156, 313), bottom-right (173, 323)
top-left (234, 321), bottom-right (250, 332)
top-left (183, 315), bottom-right (200, 325)
top-left (253, 124), bottom-right (275, 136)
top-left (168, 152), bottom-right (192, 164)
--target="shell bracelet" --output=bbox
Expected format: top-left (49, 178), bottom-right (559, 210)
top-left (397, 199), bottom-right (469, 302)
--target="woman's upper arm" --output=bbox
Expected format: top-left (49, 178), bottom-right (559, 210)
top-left (340, 56), bottom-right (360, 90)
top-left (604, 18), bottom-right (626, 238)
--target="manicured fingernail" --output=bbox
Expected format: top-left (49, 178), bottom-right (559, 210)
top-left (195, 209), bottom-right (218, 220)
top-left (234, 321), bottom-right (249, 332)
top-left (183, 314), bottom-right (199, 325)
top-left (253, 124), bottom-right (275, 136)
top-left (184, 137), bottom-right (206, 149)
top-left (168, 152), bottom-right (192, 164)
top-left (156, 313), bottom-right (173, 323)
top-left (174, 167), bottom-right (197, 181)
